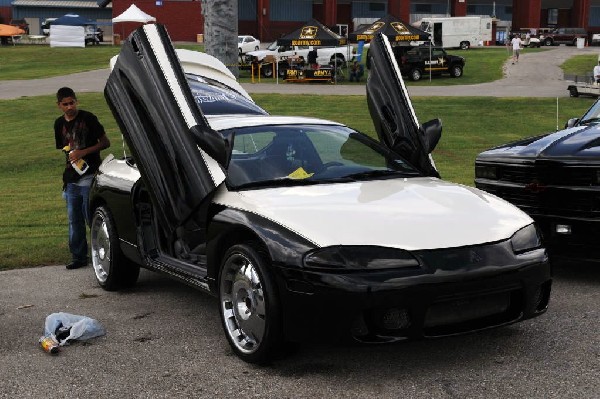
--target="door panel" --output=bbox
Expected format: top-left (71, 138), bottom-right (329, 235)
top-left (104, 24), bottom-right (228, 239)
top-left (366, 33), bottom-right (439, 177)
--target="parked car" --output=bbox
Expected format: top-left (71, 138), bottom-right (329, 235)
top-left (475, 99), bottom-right (600, 262)
top-left (84, 26), bottom-right (103, 45)
top-left (41, 18), bottom-right (56, 35)
top-left (393, 45), bottom-right (465, 81)
top-left (96, 25), bottom-right (551, 364)
top-left (238, 35), bottom-right (260, 54)
top-left (245, 41), bottom-right (353, 78)
top-left (539, 27), bottom-right (587, 46)
top-left (510, 29), bottom-right (541, 48)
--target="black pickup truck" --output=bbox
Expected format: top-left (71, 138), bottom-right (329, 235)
top-left (393, 46), bottom-right (465, 81)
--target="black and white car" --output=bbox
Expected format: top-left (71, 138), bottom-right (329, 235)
top-left (92, 24), bottom-right (551, 364)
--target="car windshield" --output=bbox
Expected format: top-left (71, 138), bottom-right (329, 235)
top-left (578, 100), bottom-right (600, 125)
top-left (266, 41), bottom-right (278, 51)
top-left (223, 124), bottom-right (421, 189)
top-left (238, 37), bottom-right (244, 43)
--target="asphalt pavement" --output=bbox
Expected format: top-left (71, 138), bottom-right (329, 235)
top-left (0, 45), bottom-right (598, 100)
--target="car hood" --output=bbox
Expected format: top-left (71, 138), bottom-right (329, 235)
top-left (214, 178), bottom-right (532, 250)
top-left (477, 125), bottom-right (600, 161)
top-left (245, 49), bottom-right (275, 59)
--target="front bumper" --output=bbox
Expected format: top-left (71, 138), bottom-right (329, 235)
top-left (534, 215), bottom-right (600, 262)
top-left (274, 257), bottom-right (551, 344)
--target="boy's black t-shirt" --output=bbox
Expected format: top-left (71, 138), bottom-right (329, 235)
top-left (54, 109), bottom-right (105, 184)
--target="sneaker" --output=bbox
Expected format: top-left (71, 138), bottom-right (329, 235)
top-left (66, 261), bottom-right (87, 270)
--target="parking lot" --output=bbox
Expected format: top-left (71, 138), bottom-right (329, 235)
top-left (0, 260), bottom-right (597, 398)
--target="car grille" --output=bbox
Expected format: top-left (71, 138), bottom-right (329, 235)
top-left (498, 164), bottom-right (596, 186)
top-left (477, 163), bottom-right (600, 218)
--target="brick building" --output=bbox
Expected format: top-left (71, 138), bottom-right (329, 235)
top-left (4, 0), bottom-right (600, 43)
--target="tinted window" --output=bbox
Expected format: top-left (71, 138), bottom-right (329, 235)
top-left (224, 124), bottom-right (420, 188)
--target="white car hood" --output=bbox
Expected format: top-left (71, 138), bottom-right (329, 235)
top-left (214, 178), bottom-right (533, 250)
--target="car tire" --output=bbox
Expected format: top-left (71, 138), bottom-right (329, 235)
top-left (261, 64), bottom-right (274, 78)
top-left (450, 65), bottom-right (463, 78)
top-left (91, 205), bottom-right (140, 291)
top-left (410, 68), bottom-right (422, 81)
top-left (544, 38), bottom-right (553, 46)
top-left (218, 242), bottom-right (282, 364)
top-left (459, 41), bottom-right (470, 50)
top-left (569, 87), bottom-right (579, 97)
top-left (239, 48), bottom-right (243, 54)
top-left (278, 65), bottom-right (287, 78)
top-left (254, 46), bottom-right (259, 51)
top-left (330, 55), bottom-right (345, 67)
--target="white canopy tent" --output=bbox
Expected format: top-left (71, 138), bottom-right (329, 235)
top-left (112, 4), bottom-right (156, 24)
top-left (50, 25), bottom-right (85, 48)
top-left (112, 4), bottom-right (156, 44)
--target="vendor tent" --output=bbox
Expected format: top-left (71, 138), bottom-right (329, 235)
top-left (112, 4), bottom-right (156, 23)
top-left (349, 14), bottom-right (430, 44)
top-left (50, 25), bottom-right (85, 48)
top-left (51, 14), bottom-right (95, 26)
top-left (277, 19), bottom-right (347, 47)
top-left (49, 15), bottom-right (95, 48)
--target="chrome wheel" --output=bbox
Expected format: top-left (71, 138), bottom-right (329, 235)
top-left (90, 206), bottom-right (139, 291)
top-left (451, 65), bottom-right (463, 78)
top-left (411, 68), bottom-right (422, 81)
top-left (220, 252), bottom-right (266, 354)
top-left (218, 243), bottom-right (281, 363)
top-left (91, 211), bottom-right (111, 284)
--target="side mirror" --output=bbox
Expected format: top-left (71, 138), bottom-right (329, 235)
top-left (564, 118), bottom-right (579, 129)
top-left (421, 118), bottom-right (442, 153)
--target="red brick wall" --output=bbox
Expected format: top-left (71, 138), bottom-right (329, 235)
top-left (113, 1), bottom-right (203, 42)
top-left (0, 7), bottom-right (11, 24)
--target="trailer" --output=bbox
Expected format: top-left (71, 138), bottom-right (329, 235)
top-left (418, 16), bottom-right (493, 49)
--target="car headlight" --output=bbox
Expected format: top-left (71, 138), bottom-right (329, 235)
top-left (475, 165), bottom-right (498, 180)
top-left (510, 224), bottom-right (542, 254)
top-left (303, 246), bottom-right (420, 270)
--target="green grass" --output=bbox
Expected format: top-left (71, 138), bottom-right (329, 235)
top-left (0, 93), bottom-right (593, 269)
top-left (1, 44), bottom-right (537, 85)
top-left (0, 46), bottom-right (122, 80)
top-left (561, 53), bottom-right (599, 76)
top-left (0, 43), bottom-right (205, 80)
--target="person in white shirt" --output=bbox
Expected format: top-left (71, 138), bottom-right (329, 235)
top-left (593, 60), bottom-right (600, 83)
top-left (511, 35), bottom-right (523, 64)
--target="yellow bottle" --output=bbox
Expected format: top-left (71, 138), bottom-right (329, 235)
top-left (39, 335), bottom-right (59, 354)
top-left (62, 145), bottom-right (89, 175)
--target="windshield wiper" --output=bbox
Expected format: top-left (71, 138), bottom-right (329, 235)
top-left (344, 169), bottom-right (420, 180)
top-left (231, 177), bottom-right (318, 190)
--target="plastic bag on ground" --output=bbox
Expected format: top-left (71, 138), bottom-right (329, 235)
top-left (43, 312), bottom-right (106, 346)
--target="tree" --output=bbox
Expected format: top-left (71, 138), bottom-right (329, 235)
top-left (201, 0), bottom-right (239, 78)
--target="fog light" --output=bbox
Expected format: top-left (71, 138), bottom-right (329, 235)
top-left (556, 224), bottom-right (572, 234)
top-left (382, 308), bottom-right (410, 330)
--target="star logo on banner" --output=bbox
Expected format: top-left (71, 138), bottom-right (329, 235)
top-left (300, 26), bottom-right (318, 39)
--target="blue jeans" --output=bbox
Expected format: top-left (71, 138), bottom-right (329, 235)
top-left (63, 183), bottom-right (91, 263)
